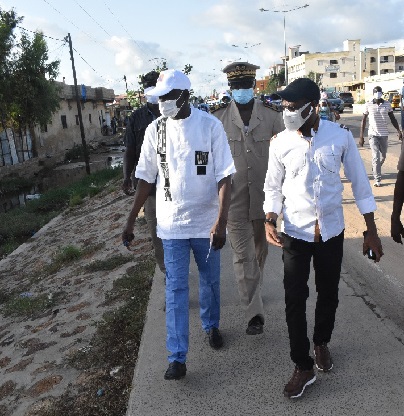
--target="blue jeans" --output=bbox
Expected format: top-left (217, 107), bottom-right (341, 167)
top-left (162, 238), bottom-right (221, 364)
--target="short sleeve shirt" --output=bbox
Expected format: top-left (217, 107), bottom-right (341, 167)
top-left (363, 100), bottom-right (393, 136)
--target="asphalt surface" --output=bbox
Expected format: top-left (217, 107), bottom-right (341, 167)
top-left (126, 108), bottom-right (404, 416)
top-left (127, 243), bottom-right (404, 416)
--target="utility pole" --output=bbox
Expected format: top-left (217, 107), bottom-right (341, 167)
top-left (66, 33), bottom-right (91, 174)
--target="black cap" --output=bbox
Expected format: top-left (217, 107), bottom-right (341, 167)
top-left (373, 85), bottom-right (382, 93)
top-left (277, 78), bottom-right (320, 102)
top-left (141, 71), bottom-right (160, 89)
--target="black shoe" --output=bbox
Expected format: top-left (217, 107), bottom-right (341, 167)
top-left (164, 361), bottom-right (187, 380)
top-left (246, 315), bottom-right (264, 335)
top-left (208, 327), bottom-right (223, 349)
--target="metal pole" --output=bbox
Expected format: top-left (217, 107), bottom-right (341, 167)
top-left (284, 15), bottom-right (288, 85)
top-left (66, 33), bottom-right (90, 174)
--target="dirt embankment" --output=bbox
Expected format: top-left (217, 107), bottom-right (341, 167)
top-left (0, 179), bottom-right (155, 416)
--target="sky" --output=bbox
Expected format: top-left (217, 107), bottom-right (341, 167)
top-left (2, 0), bottom-right (404, 98)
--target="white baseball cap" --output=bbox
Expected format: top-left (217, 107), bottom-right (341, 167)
top-left (145, 69), bottom-right (191, 97)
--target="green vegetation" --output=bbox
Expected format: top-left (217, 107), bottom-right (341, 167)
top-left (2, 292), bottom-right (57, 317)
top-left (84, 254), bottom-right (134, 273)
top-left (1, 7), bottom-right (61, 156)
top-left (0, 177), bottom-right (34, 194)
top-left (0, 167), bottom-right (122, 258)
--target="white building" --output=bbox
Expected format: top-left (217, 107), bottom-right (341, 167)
top-left (286, 40), bottom-right (398, 98)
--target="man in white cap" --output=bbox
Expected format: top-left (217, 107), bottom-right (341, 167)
top-left (214, 62), bottom-right (284, 336)
top-left (122, 69), bottom-right (236, 380)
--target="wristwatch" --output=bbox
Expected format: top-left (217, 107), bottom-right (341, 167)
top-left (264, 218), bottom-right (277, 228)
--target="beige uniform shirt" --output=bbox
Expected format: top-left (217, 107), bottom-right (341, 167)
top-left (214, 99), bottom-right (284, 221)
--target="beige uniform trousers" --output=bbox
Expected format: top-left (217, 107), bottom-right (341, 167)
top-left (143, 195), bottom-right (166, 274)
top-left (227, 218), bottom-right (268, 323)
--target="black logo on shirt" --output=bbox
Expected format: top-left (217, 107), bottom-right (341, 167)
top-left (195, 151), bottom-right (209, 175)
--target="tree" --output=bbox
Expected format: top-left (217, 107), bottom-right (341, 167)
top-left (0, 8), bottom-right (22, 127)
top-left (0, 7), bottom-right (60, 157)
top-left (262, 69), bottom-right (285, 95)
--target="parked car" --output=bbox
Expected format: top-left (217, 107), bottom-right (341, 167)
top-left (338, 92), bottom-right (354, 108)
top-left (263, 94), bottom-right (282, 111)
top-left (383, 91), bottom-right (401, 111)
top-left (198, 103), bottom-right (210, 113)
top-left (323, 92), bottom-right (345, 113)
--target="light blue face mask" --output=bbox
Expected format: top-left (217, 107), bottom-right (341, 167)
top-left (232, 88), bottom-right (254, 104)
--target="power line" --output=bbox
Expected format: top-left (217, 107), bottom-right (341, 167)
top-left (103, 1), bottom-right (153, 62)
top-left (16, 25), bottom-right (64, 41)
top-left (72, 0), bottom-right (112, 37)
top-left (41, 0), bottom-right (109, 51)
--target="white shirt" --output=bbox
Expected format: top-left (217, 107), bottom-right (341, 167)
top-left (136, 107), bottom-right (236, 239)
top-left (263, 120), bottom-right (376, 242)
top-left (364, 100), bottom-right (393, 137)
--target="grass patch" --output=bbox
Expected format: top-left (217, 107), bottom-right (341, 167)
top-left (0, 177), bottom-right (34, 194)
top-left (36, 258), bottom-right (156, 416)
top-left (0, 167), bottom-right (122, 258)
top-left (41, 245), bottom-right (83, 276)
top-left (2, 292), bottom-right (56, 317)
top-left (84, 254), bottom-right (134, 273)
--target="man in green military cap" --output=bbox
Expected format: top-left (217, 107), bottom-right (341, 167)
top-left (214, 62), bottom-right (284, 335)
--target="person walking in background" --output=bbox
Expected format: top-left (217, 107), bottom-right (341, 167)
top-left (359, 85), bottom-right (402, 187)
top-left (214, 62), bottom-right (284, 336)
top-left (122, 69), bottom-right (235, 380)
top-left (263, 78), bottom-right (383, 399)
top-left (122, 71), bottom-right (165, 274)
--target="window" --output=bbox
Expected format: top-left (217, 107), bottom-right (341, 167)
top-left (370, 57), bottom-right (376, 63)
top-left (61, 115), bottom-right (67, 129)
top-left (75, 115), bottom-right (79, 125)
top-left (380, 55), bottom-right (389, 63)
top-left (330, 59), bottom-right (338, 65)
top-left (89, 114), bottom-right (92, 123)
top-left (399, 65), bottom-right (404, 71)
top-left (370, 70), bottom-right (376, 76)
top-left (330, 73), bottom-right (337, 78)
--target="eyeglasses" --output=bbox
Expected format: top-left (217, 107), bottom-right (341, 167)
top-left (281, 101), bottom-right (311, 112)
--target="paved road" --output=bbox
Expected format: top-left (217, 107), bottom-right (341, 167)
top-left (126, 108), bottom-right (404, 415)
top-left (338, 108), bottom-right (404, 331)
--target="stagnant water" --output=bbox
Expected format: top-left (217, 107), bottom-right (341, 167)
top-left (0, 146), bottom-right (125, 213)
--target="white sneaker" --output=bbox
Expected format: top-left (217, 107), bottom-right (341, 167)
top-left (373, 181), bottom-right (381, 187)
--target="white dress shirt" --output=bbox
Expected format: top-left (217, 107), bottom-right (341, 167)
top-left (136, 107), bottom-right (236, 240)
top-left (263, 119), bottom-right (376, 242)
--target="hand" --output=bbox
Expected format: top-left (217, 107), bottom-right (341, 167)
top-left (391, 216), bottom-right (404, 244)
top-left (398, 131), bottom-right (403, 141)
top-left (209, 219), bottom-right (227, 250)
top-left (363, 230), bottom-right (384, 262)
top-left (122, 178), bottom-right (135, 195)
top-left (359, 137), bottom-right (364, 147)
top-left (122, 226), bottom-right (135, 250)
top-left (334, 112), bottom-right (340, 121)
top-left (265, 223), bottom-right (284, 247)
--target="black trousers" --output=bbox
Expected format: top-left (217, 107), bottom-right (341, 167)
top-left (282, 231), bottom-right (344, 370)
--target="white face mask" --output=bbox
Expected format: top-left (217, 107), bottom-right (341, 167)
top-left (283, 102), bottom-right (313, 131)
top-left (158, 91), bottom-right (185, 118)
top-left (373, 91), bottom-right (383, 100)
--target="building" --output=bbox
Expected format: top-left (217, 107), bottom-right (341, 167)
top-left (0, 81), bottom-right (115, 167)
top-left (285, 40), bottom-right (399, 100)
